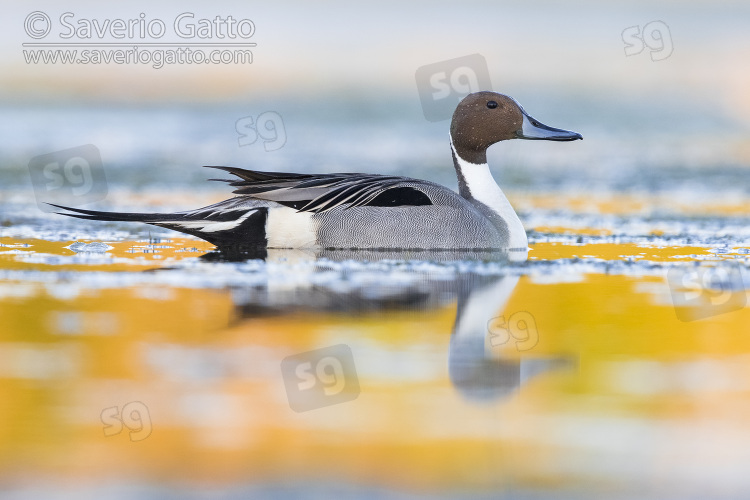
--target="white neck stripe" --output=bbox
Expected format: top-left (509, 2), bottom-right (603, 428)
top-left (450, 138), bottom-right (528, 249)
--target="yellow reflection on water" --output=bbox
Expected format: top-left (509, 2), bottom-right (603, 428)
top-left (1, 232), bottom-right (749, 494)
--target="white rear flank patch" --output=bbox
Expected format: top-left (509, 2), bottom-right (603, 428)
top-left (169, 209), bottom-right (257, 233)
top-left (266, 206), bottom-right (317, 248)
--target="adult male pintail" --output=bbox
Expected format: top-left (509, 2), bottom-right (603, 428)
top-left (54, 92), bottom-right (582, 251)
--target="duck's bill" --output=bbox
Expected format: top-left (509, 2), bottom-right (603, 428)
top-left (516, 111), bottom-right (583, 141)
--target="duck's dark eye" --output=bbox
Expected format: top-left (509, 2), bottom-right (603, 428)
top-left (486, 101), bottom-right (498, 109)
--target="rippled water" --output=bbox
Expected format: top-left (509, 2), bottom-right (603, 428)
top-left (2, 95), bottom-right (750, 499)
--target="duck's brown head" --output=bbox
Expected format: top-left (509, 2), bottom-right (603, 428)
top-left (450, 91), bottom-right (582, 164)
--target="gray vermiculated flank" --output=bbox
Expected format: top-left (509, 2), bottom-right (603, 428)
top-left (213, 169), bottom-right (509, 248)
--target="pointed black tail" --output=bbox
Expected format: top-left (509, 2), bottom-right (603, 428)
top-left (52, 203), bottom-right (268, 249)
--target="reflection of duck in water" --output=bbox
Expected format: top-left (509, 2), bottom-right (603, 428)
top-left (54, 92), bottom-right (581, 254)
top-left (449, 274), bottom-right (573, 401)
top-left (227, 250), bottom-right (516, 316)
top-left (219, 249), bottom-right (571, 402)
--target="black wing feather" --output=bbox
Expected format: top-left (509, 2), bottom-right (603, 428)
top-left (203, 166), bottom-right (434, 213)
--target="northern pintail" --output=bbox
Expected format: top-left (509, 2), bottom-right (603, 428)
top-left (55, 92), bottom-right (581, 251)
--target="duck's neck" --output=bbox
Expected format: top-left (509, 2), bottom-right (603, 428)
top-left (450, 138), bottom-right (528, 249)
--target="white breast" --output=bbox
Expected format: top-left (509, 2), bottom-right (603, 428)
top-left (451, 142), bottom-right (528, 250)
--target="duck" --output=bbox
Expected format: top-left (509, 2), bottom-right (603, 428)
top-left (54, 91), bottom-right (581, 252)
